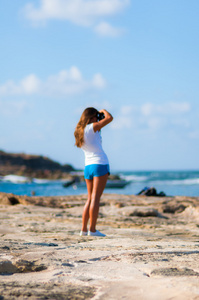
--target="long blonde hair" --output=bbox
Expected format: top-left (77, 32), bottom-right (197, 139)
top-left (74, 107), bottom-right (98, 148)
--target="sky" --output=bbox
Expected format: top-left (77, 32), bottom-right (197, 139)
top-left (0, 0), bottom-right (199, 171)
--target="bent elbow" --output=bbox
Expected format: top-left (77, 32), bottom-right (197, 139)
top-left (107, 116), bottom-right (113, 124)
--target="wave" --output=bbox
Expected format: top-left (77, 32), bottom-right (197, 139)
top-left (32, 178), bottom-right (52, 184)
top-left (1, 175), bottom-right (32, 184)
top-left (1, 175), bottom-right (53, 185)
top-left (152, 178), bottom-right (199, 186)
top-left (120, 174), bottom-right (148, 182)
top-left (121, 175), bottom-right (199, 185)
top-left (120, 171), bottom-right (199, 186)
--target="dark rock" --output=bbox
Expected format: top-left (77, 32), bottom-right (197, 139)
top-left (0, 259), bottom-right (47, 274)
top-left (129, 208), bottom-right (167, 218)
top-left (162, 204), bottom-right (186, 214)
top-left (0, 282), bottom-right (96, 300)
top-left (15, 260), bottom-right (47, 273)
top-left (1, 246), bottom-right (10, 250)
top-left (8, 196), bottom-right (20, 205)
top-left (0, 261), bottom-right (18, 274)
top-left (151, 267), bottom-right (199, 277)
top-left (137, 187), bottom-right (166, 197)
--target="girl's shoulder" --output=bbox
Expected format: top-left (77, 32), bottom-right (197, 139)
top-left (85, 123), bottom-right (94, 133)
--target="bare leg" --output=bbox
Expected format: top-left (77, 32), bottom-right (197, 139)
top-left (89, 174), bottom-right (108, 232)
top-left (81, 179), bottom-right (93, 232)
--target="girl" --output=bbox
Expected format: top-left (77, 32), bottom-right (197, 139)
top-left (74, 107), bottom-right (113, 236)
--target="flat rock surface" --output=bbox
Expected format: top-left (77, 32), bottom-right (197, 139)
top-left (0, 192), bottom-right (199, 300)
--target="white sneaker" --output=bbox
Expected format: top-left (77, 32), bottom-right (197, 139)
top-left (88, 230), bottom-right (106, 237)
top-left (80, 231), bottom-right (87, 236)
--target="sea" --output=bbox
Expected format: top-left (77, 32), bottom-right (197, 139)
top-left (0, 170), bottom-right (199, 197)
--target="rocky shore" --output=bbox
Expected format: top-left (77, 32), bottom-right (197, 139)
top-left (0, 192), bottom-right (199, 299)
top-left (0, 150), bottom-right (74, 179)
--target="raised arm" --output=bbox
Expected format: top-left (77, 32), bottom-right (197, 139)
top-left (93, 109), bottom-right (113, 132)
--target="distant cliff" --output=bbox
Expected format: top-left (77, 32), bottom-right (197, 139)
top-left (0, 150), bottom-right (75, 179)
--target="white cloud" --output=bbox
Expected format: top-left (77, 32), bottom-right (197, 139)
top-left (0, 67), bottom-right (106, 97)
top-left (92, 73), bottom-right (106, 88)
top-left (111, 102), bottom-right (192, 131)
top-left (140, 102), bottom-right (191, 131)
top-left (111, 115), bottom-right (132, 129)
top-left (141, 103), bottom-right (153, 116)
top-left (111, 105), bottom-right (133, 130)
top-left (20, 74), bottom-right (41, 94)
top-left (141, 102), bottom-right (191, 117)
top-left (94, 22), bottom-right (124, 37)
top-left (0, 74), bottom-right (40, 96)
top-left (23, 0), bottom-right (129, 35)
top-left (168, 102), bottom-right (191, 114)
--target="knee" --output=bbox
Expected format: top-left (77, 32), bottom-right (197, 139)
top-left (91, 194), bottom-right (100, 205)
top-left (91, 193), bottom-right (96, 202)
top-left (85, 198), bottom-right (91, 205)
top-left (87, 196), bottom-right (91, 202)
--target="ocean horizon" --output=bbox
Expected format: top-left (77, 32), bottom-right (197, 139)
top-left (0, 170), bottom-right (199, 198)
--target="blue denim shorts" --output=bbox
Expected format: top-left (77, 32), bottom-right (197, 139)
top-left (84, 164), bottom-right (110, 180)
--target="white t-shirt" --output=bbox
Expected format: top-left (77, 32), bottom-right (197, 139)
top-left (81, 123), bottom-right (109, 166)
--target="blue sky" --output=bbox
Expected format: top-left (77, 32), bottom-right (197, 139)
top-left (0, 0), bottom-right (199, 171)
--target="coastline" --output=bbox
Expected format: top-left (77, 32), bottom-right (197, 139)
top-left (0, 192), bottom-right (199, 299)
